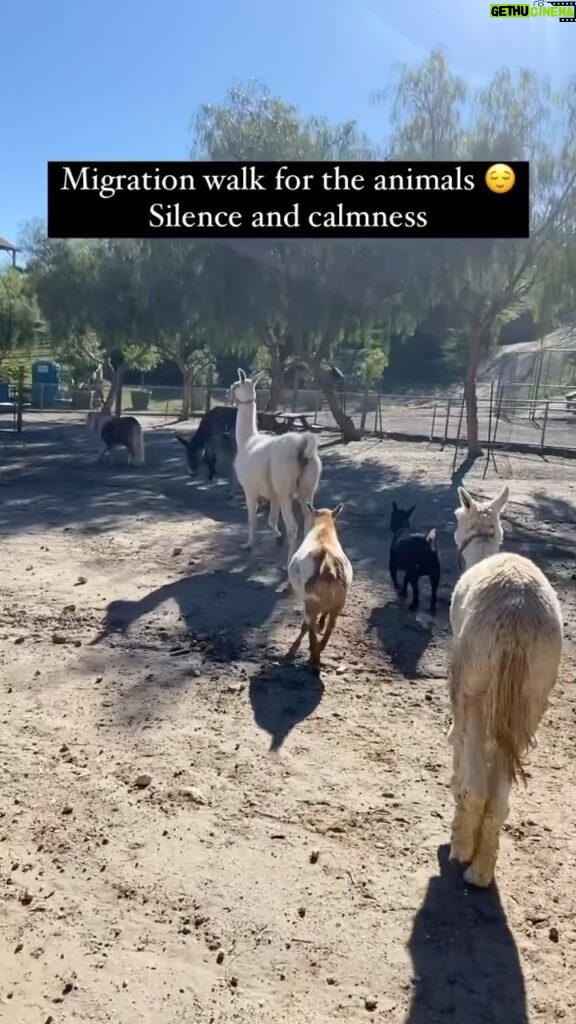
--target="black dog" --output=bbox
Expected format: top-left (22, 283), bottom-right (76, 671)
top-left (389, 502), bottom-right (440, 614)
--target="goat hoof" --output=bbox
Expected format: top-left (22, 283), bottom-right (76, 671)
top-left (449, 842), bottom-right (472, 865)
top-left (463, 863), bottom-right (493, 889)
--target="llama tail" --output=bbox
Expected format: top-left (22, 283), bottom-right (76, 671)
top-left (426, 528), bottom-right (437, 552)
top-left (485, 643), bottom-right (531, 785)
top-left (300, 433), bottom-right (319, 460)
top-left (131, 423), bottom-right (145, 465)
top-left (296, 432), bottom-right (320, 483)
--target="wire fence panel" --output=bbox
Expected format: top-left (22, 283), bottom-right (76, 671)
top-left (3, 376), bottom-right (576, 454)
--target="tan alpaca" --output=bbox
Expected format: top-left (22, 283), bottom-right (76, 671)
top-left (448, 485), bottom-right (563, 888)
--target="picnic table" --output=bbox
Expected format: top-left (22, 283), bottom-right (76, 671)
top-left (259, 410), bottom-right (321, 433)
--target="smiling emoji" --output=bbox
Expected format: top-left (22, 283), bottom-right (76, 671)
top-left (485, 163), bottom-right (515, 194)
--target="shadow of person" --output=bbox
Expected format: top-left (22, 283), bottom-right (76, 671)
top-left (249, 662), bottom-right (324, 752)
top-left (405, 845), bottom-right (528, 1024)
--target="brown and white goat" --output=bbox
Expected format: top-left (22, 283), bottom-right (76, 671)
top-left (448, 485), bottom-right (563, 888)
top-left (286, 502), bottom-right (353, 673)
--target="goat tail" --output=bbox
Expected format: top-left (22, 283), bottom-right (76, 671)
top-left (131, 423), bottom-right (145, 465)
top-left (485, 643), bottom-right (531, 785)
top-left (426, 528), bottom-right (437, 552)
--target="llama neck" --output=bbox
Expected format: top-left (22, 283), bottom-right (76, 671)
top-left (459, 531), bottom-right (501, 570)
top-left (235, 400), bottom-right (258, 448)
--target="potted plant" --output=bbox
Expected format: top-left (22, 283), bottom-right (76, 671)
top-left (130, 388), bottom-right (151, 411)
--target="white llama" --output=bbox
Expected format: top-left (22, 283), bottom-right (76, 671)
top-left (448, 485), bottom-right (563, 888)
top-left (229, 369), bottom-right (322, 560)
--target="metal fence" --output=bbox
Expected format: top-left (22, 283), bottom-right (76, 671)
top-left (3, 377), bottom-right (576, 456)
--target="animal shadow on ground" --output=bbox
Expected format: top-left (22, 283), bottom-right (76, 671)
top-left (249, 662), bottom-right (324, 752)
top-left (368, 601), bottom-right (447, 680)
top-left (405, 845), bottom-right (527, 1024)
top-left (94, 566), bottom-right (281, 663)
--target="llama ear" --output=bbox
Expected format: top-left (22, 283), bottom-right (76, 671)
top-left (458, 487), bottom-right (474, 511)
top-left (237, 368), bottom-right (246, 382)
top-left (253, 371), bottom-right (264, 386)
top-left (490, 486), bottom-right (510, 515)
top-left (331, 502), bottom-right (344, 520)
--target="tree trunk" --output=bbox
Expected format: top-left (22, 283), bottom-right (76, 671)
top-left (464, 331), bottom-right (484, 458)
top-left (359, 383), bottom-right (370, 434)
top-left (312, 363), bottom-right (360, 442)
top-left (113, 365), bottom-right (126, 418)
top-left (291, 370), bottom-right (299, 412)
top-left (266, 346), bottom-right (282, 412)
top-left (205, 365), bottom-right (213, 415)
top-left (179, 366), bottom-right (193, 421)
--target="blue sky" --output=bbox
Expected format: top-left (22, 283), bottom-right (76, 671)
top-left (1, 0), bottom-right (574, 253)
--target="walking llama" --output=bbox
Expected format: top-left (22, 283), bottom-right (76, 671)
top-left (85, 368), bottom-right (145, 465)
top-left (448, 484), bottom-right (563, 888)
top-left (286, 502), bottom-right (352, 674)
top-left (229, 369), bottom-right (322, 561)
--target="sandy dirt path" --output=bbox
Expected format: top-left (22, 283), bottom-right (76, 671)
top-left (1, 420), bottom-right (575, 1023)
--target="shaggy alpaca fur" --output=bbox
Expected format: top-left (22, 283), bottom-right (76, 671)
top-left (448, 485), bottom-right (563, 888)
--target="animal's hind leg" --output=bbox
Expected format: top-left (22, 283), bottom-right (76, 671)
top-left (204, 448), bottom-right (217, 482)
top-left (389, 553), bottom-right (399, 591)
top-left (97, 445), bottom-right (110, 464)
top-left (464, 749), bottom-right (512, 888)
top-left (241, 490), bottom-right (258, 550)
top-left (297, 496), bottom-right (313, 536)
top-left (408, 574), bottom-right (420, 612)
top-left (429, 563), bottom-right (440, 616)
top-left (449, 701), bottom-right (488, 866)
top-left (279, 497), bottom-right (298, 564)
top-left (229, 466), bottom-right (240, 498)
top-left (308, 615), bottom-right (321, 674)
top-left (268, 500), bottom-right (282, 542)
top-left (319, 613), bottom-right (338, 653)
top-left (286, 620), bottom-right (308, 660)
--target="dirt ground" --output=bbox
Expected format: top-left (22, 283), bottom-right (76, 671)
top-left (1, 416), bottom-right (575, 1024)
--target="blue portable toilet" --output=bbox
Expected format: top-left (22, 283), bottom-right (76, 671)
top-left (31, 360), bottom-right (60, 407)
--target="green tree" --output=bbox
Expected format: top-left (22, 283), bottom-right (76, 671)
top-left (377, 51), bottom-right (576, 456)
top-left (192, 81), bottom-right (402, 439)
top-left (25, 232), bottom-right (161, 414)
top-left (0, 267), bottom-right (40, 370)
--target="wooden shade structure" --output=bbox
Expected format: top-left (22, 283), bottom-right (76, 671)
top-left (0, 236), bottom-right (19, 268)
